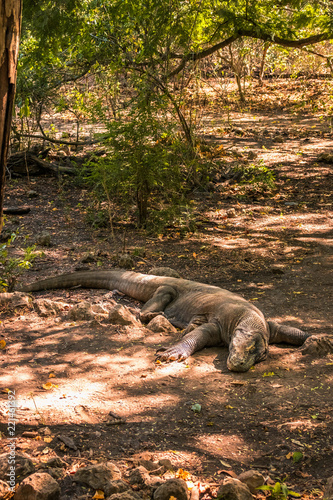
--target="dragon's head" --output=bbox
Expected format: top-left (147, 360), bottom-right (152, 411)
top-left (227, 330), bottom-right (268, 372)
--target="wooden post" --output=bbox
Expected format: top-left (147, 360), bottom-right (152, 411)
top-left (0, 0), bottom-right (22, 232)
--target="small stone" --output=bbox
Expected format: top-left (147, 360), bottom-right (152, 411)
top-left (44, 457), bottom-right (67, 469)
top-left (0, 292), bottom-right (31, 308)
top-left (104, 479), bottom-right (129, 496)
top-left (36, 231), bottom-right (51, 247)
top-left (238, 470), bottom-right (265, 493)
top-left (119, 254), bottom-right (134, 269)
top-left (0, 452), bottom-right (35, 483)
top-left (34, 299), bottom-right (68, 317)
top-left (301, 335), bottom-right (333, 356)
top-left (43, 467), bottom-right (65, 481)
top-left (73, 462), bottom-right (121, 496)
top-left (108, 492), bottom-right (141, 500)
top-left (147, 315), bottom-right (177, 334)
top-left (148, 267), bottom-right (181, 278)
top-left (227, 208), bottom-right (237, 218)
top-left (158, 459), bottom-right (174, 471)
top-left (67, 302), bottom-right (95, 321)
top-left (270, 265), bottom-right (285, 275)
top-left (57, 434), bottom-right (77, 450)
top-left (80, 252), bottom-right (96, 263)
top-left (324, 476), bottom-right (333, 500)
top-left (317, 153), bottom-right (333, 163)
top-left (154, 478), bottom-right (189, 500)
top-left (108, 304), bottom-right (140, 326)
top-left (14, 472), bottom-right (60, 500)
top-left (27, 190), bottom-right (39, 198)
top-left (138, 459), bottom-right (161, 472)
top-left (217, 477), bottom-right (253, 500)
top-left (247, 151), bottom-right (257, 160)
top-left (128, 466), bottom-right (150, 486)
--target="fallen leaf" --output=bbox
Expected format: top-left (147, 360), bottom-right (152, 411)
top-left (42, 382), bottom-right (58, 390)
top-left (48, 373), bottom-right (56, 379)
top-left (93, 491), bottom-right (105, 499)
top-left (0, 339), bottom-right (6, 350)
top-left (219, 459), bottom-right (232, 468)
top-left (293, 451), bottom-right (303, 463)
top-left (176, 469), bottom-right (192, 480)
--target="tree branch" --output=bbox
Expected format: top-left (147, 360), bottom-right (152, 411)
top-left (237, 29), bottom-right (332, 48)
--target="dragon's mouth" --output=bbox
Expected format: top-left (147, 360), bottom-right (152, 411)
top-left (227, 331), bottom-right (268, 372)
top-left (227, 353), bottom-right (257, 372)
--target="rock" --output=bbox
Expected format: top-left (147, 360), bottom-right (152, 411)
top-left (105, 479), bottom-right (130, 496)
top-left (216, 477), bottom-right (253, 500)
top-left (153, 478), bottom-right (189, 500)
top-left (238, 470), bottom-right (265, 493)
top-left (36, 231), bottom-right (51, 247)
top-left (317, 153), bottom-right (333, 163)
top-left (43, 458), bottom-right (67, 469)
top-left (91, 303), bottom-right (110, 314)
top-left (57, 435), bottom-right (77, 451)
top-left (80, 252), bottom-right (96, 263)
top-left (67, 302), bottom-right (95, 321)
top-left (0, 479), bottom-right (10, 499)
top-left (324, 476), bottom-right (333, 500)
top-left (108, 492), bottom-right (141, 500)
top-left (158, 459), bottom-right (174, 471)
top-left (137, 459), bottom-right (161, 472)
top-left (0, 292), bottom-right (31, 308)
top-left (42, 468), bottom-right (65, 481)
top-left (147, 315), bottom-right (177, 334)
top-left (227, 208), bottom-right (237, 218)
top-left (73, 462), bottom-right (121, 496)
top-left (0, 452), bottom-right (35, 484)
top-left (14, 472), bottom-right (60, 500)
top-left (108, 304), bottom-right (140, 326)
top-left (270, 264), bottom-right (285, 275)
top-left (128, 466), bottom-right (151, 486)
top-left (27, 190), bottom-right (39, 198)
top-left (301, 335), bottom-right (333, 356)
top-left (34, 299), bottom-right (68, 317)
top-left (148, 267), bottom-right (181, 279)
top-left (119, 254), bottom-right (134, 269)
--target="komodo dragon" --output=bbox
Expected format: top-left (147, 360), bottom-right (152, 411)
top-left (19, 270), bottom-right (311, 372)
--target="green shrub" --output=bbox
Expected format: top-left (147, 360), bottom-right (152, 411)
top-left (0, 231), bottom-right (37, 292)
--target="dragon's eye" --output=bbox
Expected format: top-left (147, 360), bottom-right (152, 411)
top-left (246, 343), bottom-right (256, 352)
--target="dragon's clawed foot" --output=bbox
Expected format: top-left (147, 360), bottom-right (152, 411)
top-left (155, 346), bottom-right (188, 362)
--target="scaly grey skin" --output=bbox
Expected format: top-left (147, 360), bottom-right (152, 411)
top-left (18, 270), bottom-right (311, 372)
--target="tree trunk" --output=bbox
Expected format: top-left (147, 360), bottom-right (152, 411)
top-left (0, 0), bottom-right (22, 232)
top-left (259, 43), bottom-right (270, 85)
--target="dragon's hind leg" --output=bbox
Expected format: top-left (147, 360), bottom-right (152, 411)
top-left (140, 285), bottom-right (177, 323)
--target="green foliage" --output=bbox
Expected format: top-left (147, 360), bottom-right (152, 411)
top-left (0, 232), bottom-right (38, 292)
top-left (235, 159), bottom-right (276, 191)
top-left (82, 111), bottom-right (193, 228)
top-left (257, 481), bottom-right (301, 500)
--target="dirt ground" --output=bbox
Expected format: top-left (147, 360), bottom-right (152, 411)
top-left (0, 80), bottom-right (333, 499)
